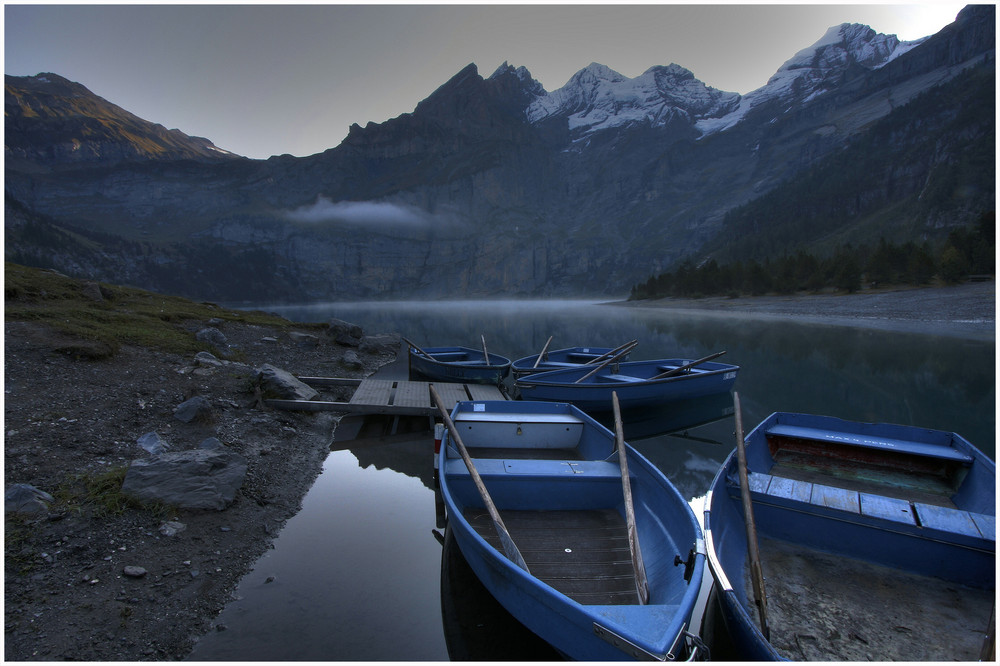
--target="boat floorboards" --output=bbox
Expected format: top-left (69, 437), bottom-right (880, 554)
top-left (770, 460), bottom-right (958, 509)
top-left (751, 534), bottom-right (993, 661)
top-left (464, 508), bottom-right (639, 605)
top-left (467, 447), bottom-right (586, 461)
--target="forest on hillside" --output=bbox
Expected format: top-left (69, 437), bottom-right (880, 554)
top-left (629, 212), bottom-right (995, 301)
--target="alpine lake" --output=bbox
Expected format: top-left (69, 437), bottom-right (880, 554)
top-left (187, 298), bottom-right (994, 661)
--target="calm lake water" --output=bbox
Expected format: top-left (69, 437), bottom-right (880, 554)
top-left (188, 300), bottom-right (994, 661)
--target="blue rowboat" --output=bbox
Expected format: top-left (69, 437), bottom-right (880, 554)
top-left (514, 355), bottom-right (739, 412)
top-left (704, 411), bottom-right (996, 661)
top-left (436, 398), bottom-right (707, 661)
top-left (512, 346), bottom-right (629, 379)
top-left (407, 344), bottom-right (511, 385)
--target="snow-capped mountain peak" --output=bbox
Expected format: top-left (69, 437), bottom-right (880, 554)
top-left (526, 61), bottom-right (739, 136)
top-left (696, 22), bottom-right (922, 136)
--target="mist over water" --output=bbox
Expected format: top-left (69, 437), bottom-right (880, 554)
top-left (190, 299), bottom-right (993, 660)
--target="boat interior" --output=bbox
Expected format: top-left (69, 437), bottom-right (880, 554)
top-left (445, 404), bottom-right (698, 609)
top-left (718, 418), bottom-right (995, 660)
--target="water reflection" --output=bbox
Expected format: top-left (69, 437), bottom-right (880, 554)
top-left (265, 299), bottom-right (993, 455)
top-left (194, 299), bottom-right (992, 660)
top-left (187, 447), bottom-right (449, 661)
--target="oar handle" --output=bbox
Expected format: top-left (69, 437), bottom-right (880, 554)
top-left (574, 344), bottom-right (636, 384)
top-left (402, 337), bottom-right (434, 360)
top-left (585, 339), bottom-right (638, 365)
top-left (651, 351), bottom-right (727, 380)
top-left (430, 384), bottom-right (529, 573)
top-left (532, 336), bottom-right (554, 369)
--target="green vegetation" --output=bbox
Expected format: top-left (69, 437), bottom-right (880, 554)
top-left (629, 213), bottom-right (994, 300)
top-left (697, 64), bottom-right (995, 266)
top-left (4, 261), bottom-right (321, 357)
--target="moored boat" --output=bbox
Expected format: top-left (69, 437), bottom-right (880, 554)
top-left (514, 353), bottom-right (738, 413)
top-left (704, 409), bottom-right (996, 661)
top-left (435, 393), bottom-right (707, 660)
top-left (406, 339), bottom-right (511, 385)
top-left (511, 340), bottom-right (634, 379)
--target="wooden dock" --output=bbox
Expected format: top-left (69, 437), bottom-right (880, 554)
top-left (265, 377), bottom-right (507, 416)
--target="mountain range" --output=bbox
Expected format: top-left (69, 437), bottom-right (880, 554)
top-left (5, 4), bottom-right (994, 302)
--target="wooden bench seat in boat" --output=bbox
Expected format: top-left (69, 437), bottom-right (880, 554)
top-left (744, 471), bottom-right (995, 547)
top-left (765, 424), bottom-right (974, 463)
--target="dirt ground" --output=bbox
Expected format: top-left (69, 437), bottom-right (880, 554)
top-left (4, 317), bottom-right (397, 661)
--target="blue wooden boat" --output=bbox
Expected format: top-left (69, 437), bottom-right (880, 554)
top-left (704, 410), bottom-right (996, 661)
top-left (406, 340), bottom-right (511, 385)
top-left (514, 353), bottom-right (739, 412)
top-left (435, 396), bottom-right (707, 660)
top-left (511, 342), bottom-right (633, 379)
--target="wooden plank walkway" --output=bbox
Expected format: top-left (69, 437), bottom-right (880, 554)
top-left (265, 378), bottom-right (506, 415)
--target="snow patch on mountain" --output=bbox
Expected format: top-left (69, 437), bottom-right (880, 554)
top-left (526, 62), bottom-right (739, 136)
top-left (696, 23), bottom-right (922, 136)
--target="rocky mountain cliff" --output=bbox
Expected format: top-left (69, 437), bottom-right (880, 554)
top-left (5, 5), bottom-right (994, 302)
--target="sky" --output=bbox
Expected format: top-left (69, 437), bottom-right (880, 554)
top-left (5, 3), bottom-right (969, 160)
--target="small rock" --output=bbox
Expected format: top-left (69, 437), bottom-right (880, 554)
top-left (327, 318), bottom-right (363, 347)
top-left (194, 351), bottom-right (223, 367)
top-left (136, 431), bottom-right (170, 455)
top-left (199, 437), bottom-right (224, 450)
top-left (80, 281), bottom-right (104, 302)
top-left (256, 364), bottom-right (319, 401)
top-left (343, 350), bottom-right (363, 370)
top-left (173, 396), bottom-right (213, 424)
top-left (196, 327), bottom-right (228, 349)
top-left (159, 521), bottom-right (187, 537)
top-left (289, 331), bottom-right (319, 349)
top-left (5, 484), bottom-right (55, 516)
top-left (123, 566), bottom-right (147, 578)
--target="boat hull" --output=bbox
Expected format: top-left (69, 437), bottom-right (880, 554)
top-left (515, 359), bottom-right (739, 412)
top-left (438, 400), bottom-right (706, 660)
top-left (703, 412), bottom-right (996, 661)
top-left (408, 346), bottom-right (511, 385)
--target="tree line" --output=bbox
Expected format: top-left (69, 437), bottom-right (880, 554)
top-left (629, 212), bottom-right (994, 301)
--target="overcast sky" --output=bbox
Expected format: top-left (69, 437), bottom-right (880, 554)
top-left (5, 3), bottom-right (967, 160)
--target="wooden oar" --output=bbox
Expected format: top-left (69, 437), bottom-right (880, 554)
top-left (651, 351), bottom-right (727, 380)
top-left (481, 334), bottom-right (490, 364)
top-left (531, 336), bottom-right (554, 369)
top-left (613, 391), bottom-right (649, 605)
top-left (429, 384), bottom-right (529, 573)
top-left (402, 337), bottom-right (434, 360)
top-left (573, 344), bottom-right (637, 384)
top-left (734, 391), bottom-right (769, 640)
top-left (584, 339), bottom-right (638, 365)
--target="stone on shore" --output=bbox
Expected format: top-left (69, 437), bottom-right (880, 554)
top-left (327, 318), bottom-right (363, 347)
top-left (5, 483), bottom-right (55, 516)
top-left (121, 449), bottom-right (248, 511)
top-left (173, 396), bottom-right (213, 424)
top-left (256, 364), bottom-right (319, 401)
top-left (137, 431), bottom-right (171, 455)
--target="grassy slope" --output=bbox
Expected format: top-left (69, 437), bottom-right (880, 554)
top-left (4, 262), bottom-right (322, 358)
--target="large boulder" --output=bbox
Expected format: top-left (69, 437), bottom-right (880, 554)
top-left (5, 484), bottom-right (55, 516)
top-left (256, 364), bottom-right (318, 401)
top-left (327, 318), bottom-right (363, 347)
top-left (121, 448), bottom-right (247, 511)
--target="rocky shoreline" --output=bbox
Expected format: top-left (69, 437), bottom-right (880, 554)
top-left (5, 309), bottom-right (398, 661)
